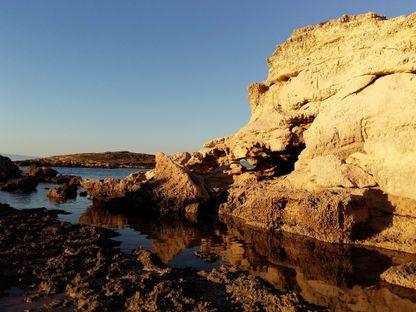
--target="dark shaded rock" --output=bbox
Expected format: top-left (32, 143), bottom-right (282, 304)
top-left (0, 203), bottom-right (19, 216)
top-left (79, 191), bottom-right (88, 197)
top-left (0, 155), bottom-right (21, 181)
top-left (0, 177), bottom-right (38, 193)
top-left (48, 183), bottom-right (78, 201)
top-left (24, 165), bottom-right (58, 178)
top-left (194, 250), bottom-right (220, 263)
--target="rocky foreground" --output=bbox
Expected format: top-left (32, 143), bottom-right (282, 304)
top-left (81, 13), bottom-right (416, 255)
top-left (0, 204), bottom-right (319, 311)
top-left (16, 151), bottom-right (155, 169)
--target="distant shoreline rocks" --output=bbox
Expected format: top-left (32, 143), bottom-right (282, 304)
top-left (15, 151), bottom-right (155, 169)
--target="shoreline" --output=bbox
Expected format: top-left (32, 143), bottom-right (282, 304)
top-left (0, 203), bottom-right (318, 311)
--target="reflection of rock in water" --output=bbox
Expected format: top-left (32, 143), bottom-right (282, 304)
top-left (79, 205), bottom-right (218, 263)
top-left (79, 206), bottom-right (129, 228)
top-left (201, 222), bottom-right (416, 311)
top-left (127, 215), bottom-right (221, 263)
top-left (79, 206), bottom-right (416, 310)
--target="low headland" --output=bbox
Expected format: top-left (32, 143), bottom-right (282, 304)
top-left (15, 151), bottom-right (155, 169)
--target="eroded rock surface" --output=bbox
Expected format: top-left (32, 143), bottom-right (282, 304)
top-left (83, 153), bottom-right (210, 213)
top-left (198, 13), bottom-right (416, 253)
top-left (79, 13), bottom-right (416, 254)
top-left (0, 205), bottom-right (319, 311)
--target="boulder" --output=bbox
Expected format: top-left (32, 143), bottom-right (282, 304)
top-left (24, 165), bottom-right (58, 178)
top-left (82, 153), bottom-right (210, 213)
top-left (48, 183), bottom-right (78, 202)
top-left (81, 171), bottom-right (145, 200)
top-left (0, 177), bottom-right (38, 193)
top-left (0, 155), bottom-right (20, 181)
top-left (142, 152), bottom-right (210, 213)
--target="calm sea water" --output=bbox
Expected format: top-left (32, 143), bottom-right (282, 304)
top-left (1, 166), bottom-right (416, 310)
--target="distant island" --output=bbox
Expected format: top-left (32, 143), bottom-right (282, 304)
top-left (15, 151), bottom-right (155, 168)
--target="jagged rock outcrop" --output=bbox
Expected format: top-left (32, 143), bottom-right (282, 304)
top-left (197, 12), bottom-right (416, 253)
top-left (81, 171), bottom-right (145, 200)
top-left (82, 153), bottom-right (210, 213)
top-left (82, 13), bottom-right (416, 254)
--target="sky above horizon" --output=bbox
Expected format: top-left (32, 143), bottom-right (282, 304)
top-left (1, 1), bottom-right (414, 157)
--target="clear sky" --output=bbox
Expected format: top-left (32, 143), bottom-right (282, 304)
top-left (1, 1), bottom-right (414, 157)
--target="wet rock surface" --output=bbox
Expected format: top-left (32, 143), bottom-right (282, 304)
top-left (0, 204), bottom-right (319, 311)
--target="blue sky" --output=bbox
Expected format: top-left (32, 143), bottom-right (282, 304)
top-left (1, 1), bottom-right (414, 156)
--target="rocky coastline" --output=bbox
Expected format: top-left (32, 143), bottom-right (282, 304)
top-left (16, 151), bottom-right (155, 169)
top-left (81, 13), bottom-right (416, 255)
top-left (0, 204), bottom-right (319, 311)
top-left (2, 12), bottom-right (416, 311)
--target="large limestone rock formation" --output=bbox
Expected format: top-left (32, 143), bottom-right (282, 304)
top-left (201, 13), bottom-right (416, 253)
top-left (85, 13), bottom-right (416, 254)
top-left (208, 12), bottom-right (416, 196)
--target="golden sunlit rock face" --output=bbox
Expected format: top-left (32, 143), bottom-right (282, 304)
top-left (82, 13), bottom-right (416, 254)
top-left (209, 12), bottom-right (416, 199)
top-left (206, 13), bottom-right (416, 253)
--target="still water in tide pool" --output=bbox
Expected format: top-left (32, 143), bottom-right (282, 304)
top-left (1, 167), bottom-right (416, 311)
